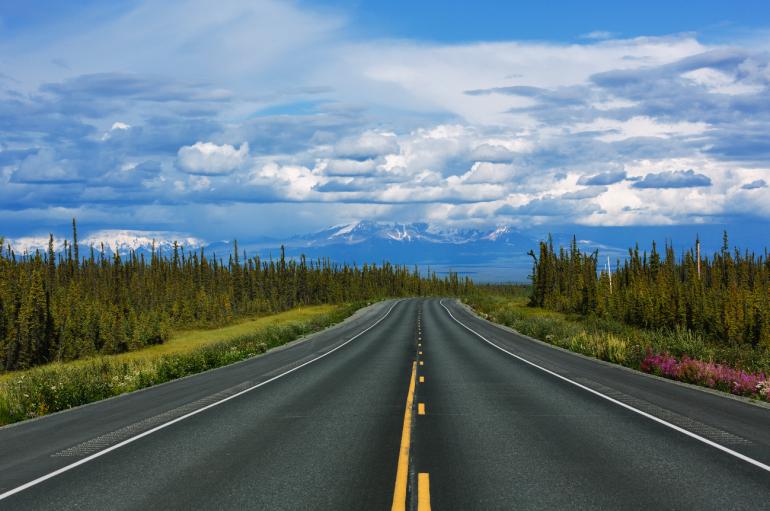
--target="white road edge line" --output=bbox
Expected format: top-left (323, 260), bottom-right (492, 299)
top-left (0, 300), bottom-right (403, 501)
top-left (439, 299), bottom-right (770, 474)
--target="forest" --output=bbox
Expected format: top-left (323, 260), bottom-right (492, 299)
top-left (528, 233), bottom-right (770, 349)
top-left (0, 220), bottom-right (472, 371)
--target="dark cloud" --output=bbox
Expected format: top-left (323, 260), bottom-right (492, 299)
top-left (741, 179), bottom-right (767, 190)
top-left (40, 73), bottom-right (232, 103)
top-left (11, 148), bottom-right (83, 184)
top-left (632, 169), bottom-right (712, 189)
top-left (99, 160), bottom-right (162, 189)
top-left (577, 170), bottom-right (627, 186)
top-left (313, 179), bottom-right (372, 192)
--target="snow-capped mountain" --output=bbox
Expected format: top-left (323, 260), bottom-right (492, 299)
top-left (7, 230), bottom-right (203, 256)
top-left (6, 222), bottom-right (537, 281)
top-left (291, 221), bottom-right (529, 247)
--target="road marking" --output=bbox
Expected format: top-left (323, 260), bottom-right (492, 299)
top-left (439, 300), bottom-right (770, 475)
top-left (419, 361), bottom-right (424, 366)
top-left (418, 473), bottom-right (431, 510)
top-left (418, 403), bottom-right (426, 415)
top-left (419, 376), bottom-right (425, 383)
top-left (391, 361), bottom-right (417, 511)
top-left (418, 351), bottom-right (423, 355)
top-left (0, 301), bottom-right (404, 502)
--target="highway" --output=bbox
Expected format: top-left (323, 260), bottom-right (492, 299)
top-left (1, 298), bottom-right (769, 509)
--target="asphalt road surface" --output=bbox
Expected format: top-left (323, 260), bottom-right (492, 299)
top-left (1, 298), bottom-right (768, 510)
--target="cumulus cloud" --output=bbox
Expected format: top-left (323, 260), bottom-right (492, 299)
top-left (323, 158), bottom-right (377, 176)
top-left (4, 1), bottom-right (770, 236)
top-left (334, 131), bottom-right (399, 160)
top-left (176, 142), bottom-right (249, 175)
top-left (632, 169), bottom-right (712, 189)
top-left (469, 144), bottom-right (515, 163)
top-left (12, 148), bottom-right (81, 183)
top-left (100, 160), bottom-right (161, 188)
top-left (577, 170), bottom-right (627, 186)
top-left (497, 197), bottom-right (604, 217)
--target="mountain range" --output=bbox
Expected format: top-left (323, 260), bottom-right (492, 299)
top-left (6, 222), bottom-right (536, 282)
top-left (8, 220), bottom-right (764, 282)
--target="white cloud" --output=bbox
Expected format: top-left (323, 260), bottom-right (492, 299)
top-left (322, 158), bottom-right (377, 176)
top-left (580, 31), bottom-right (617, 41)
top-left (571, 116), bottom-right (710, 142)
top-left (4, 1), bottom-right (770, 236)
top-left (681, 68), bottom-right (764, 95)
top-left (101, 121), bottom-right (132, 140)
top-left (334, 131), bottom-right (399, 159)
top-left (176, 141), bottom-right (249, 175)
top-left (13, 148), bottom-right (78, 183)
top-left (248, 162), bottom-right (319, 200)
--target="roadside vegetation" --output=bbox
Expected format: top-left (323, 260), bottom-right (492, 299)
top-left (466, 234), bottom-right (770, 402)
top-left (0, 303), bottom-right (358, 425)
top-left (0, 219), bottom-right (471, 373)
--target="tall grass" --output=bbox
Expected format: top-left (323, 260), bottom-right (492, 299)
top-left (465, 293), bottom-right (770, 401)
top-left (0, 303), bottom-right (359, 425)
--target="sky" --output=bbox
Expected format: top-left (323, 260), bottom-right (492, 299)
top-left (1, 0), bottom-right (769, 245)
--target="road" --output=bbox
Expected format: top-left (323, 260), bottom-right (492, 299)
top-left (1, 298), bottom-right (769, 509)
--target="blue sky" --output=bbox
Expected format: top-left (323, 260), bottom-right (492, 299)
top-left (1, 0), bottom-right (769, 251)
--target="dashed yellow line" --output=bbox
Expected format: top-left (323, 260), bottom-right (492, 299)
top-left (391, 362), bottom-right (417, 511)
top-left (418, 403), bottom-right (426, 415)
top-left (418, 473), bottom-right (431, 510)
top-left (419, 361), bottom-right (424, 366)
top-left (419, 376), bottom-right (425, 383)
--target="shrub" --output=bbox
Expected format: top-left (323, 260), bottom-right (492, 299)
top-left (0, 303), bottom-right (358, 425)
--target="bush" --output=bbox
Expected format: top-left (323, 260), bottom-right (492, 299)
top-left (464, 293), bottom-right (770, 401)
top-left (0, 303), bottom-right (358, 425)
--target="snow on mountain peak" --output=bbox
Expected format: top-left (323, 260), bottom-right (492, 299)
top-left (484, 225), bottom-right (513, 241)
top-left (6, 230), bottom-right (204, 255)
top-left (82, 230), bottom-right (204, 252)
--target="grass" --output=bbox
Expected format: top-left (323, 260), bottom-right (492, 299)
top-left (0, 303), bottom-right (359, 425)
top-left (464, 293), bottom-right (770, 401)
top-left (0, 305), bottom-right (337, 385)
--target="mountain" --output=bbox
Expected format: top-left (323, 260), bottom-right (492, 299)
top-left (6, 230), bottom-right (204, 257)
top-left (7, 221), bottom-right (765, 282)
top-left (290, 221), bottom-right (527, 247)
top-left (270, 221), bottom-right (536, 281)
top-left (6, 222), bottom-right (536, 281)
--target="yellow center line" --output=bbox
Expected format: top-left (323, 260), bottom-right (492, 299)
top-left (391, 361), bottom-right (417, 511)
top-left (418, 403), bottom-right (426, 415)
top-left (418, 351), bottom-right (423, 355)
top-left (418, 473), bottom-right (431, 511)
top-left (419, 361), bottom-right (424, 366)
top-left (419, 376), bottom-right (425, 383)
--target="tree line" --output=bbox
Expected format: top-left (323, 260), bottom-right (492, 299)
top-left (0, 220), bottom-right (472, 371)
top-left (529, 233), bottom-right (770, 348)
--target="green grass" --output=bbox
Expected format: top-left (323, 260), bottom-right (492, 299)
top-left (0, 305), bottom-right (338, 385)
top-left (0, 303), bottom-right (359, 425)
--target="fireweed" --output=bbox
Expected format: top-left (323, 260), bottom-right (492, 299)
top-left (641, 349), bottom-right (769, 401)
